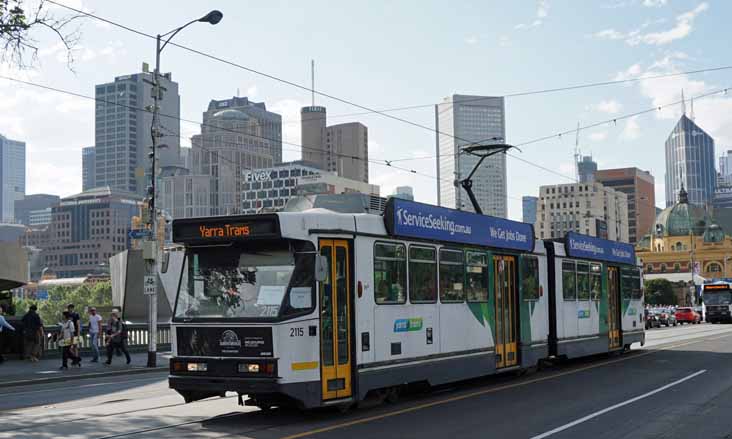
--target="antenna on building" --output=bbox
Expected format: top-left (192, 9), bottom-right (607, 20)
top-left (574, 121), bottom-right (581, 181)
top-left (690, 96), bottom-right (695, 121)
top-left (311, 59), bottom-right (315, 106)
top-left (681, 89), bottom-right (686, 116)
top-left (236, 87), bottom-right (240, 97)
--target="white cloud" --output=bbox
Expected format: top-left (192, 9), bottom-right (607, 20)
top-left (593, 3), bottom-right (709, 46)
top-left (593, 99), bottom-right (623, 114)
top-left (621, 117), bottom-right (641, 140)
top-left (642, 0), bottom-right (668, 6)
top-left (515, 1), bottom-right (549, 29)
top-left (246, 85), bottom-right (258, 98)
top-left (464, 35), bottom-right (478, 45)
top-left (589, 131), bottom-right (609, 142)
top-left (613, 63), bottom-right (643, 81)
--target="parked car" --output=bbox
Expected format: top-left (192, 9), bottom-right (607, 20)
top-left (675, 307), bottom-right (701, 324)
top-left (645, 309), bottom-right (661, 329)
top-left (658, 308), bottom-right (677, 327)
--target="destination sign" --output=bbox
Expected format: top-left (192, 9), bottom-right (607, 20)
top-left (703, 284), bottom-right (731, 291)
top-left (564, 232), bottom-right (636, 265)
top-left (383, 198), bottom-right (534, 252)
top-left (172, 215), bottom-right (279, 243)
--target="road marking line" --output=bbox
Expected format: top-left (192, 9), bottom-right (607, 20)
top-left (279, 334), bottom-right (718, 439)
top-left (529, 369), bottom-right (707, 439)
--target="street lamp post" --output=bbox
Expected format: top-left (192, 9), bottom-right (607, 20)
top-left (145, 10), bottom-right (223, 368)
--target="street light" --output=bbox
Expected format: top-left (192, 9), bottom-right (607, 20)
top-left (146, 10), bottom-right (223, 368)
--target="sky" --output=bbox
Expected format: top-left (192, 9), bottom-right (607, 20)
top-left (1, 0), bottom-right (731, 221)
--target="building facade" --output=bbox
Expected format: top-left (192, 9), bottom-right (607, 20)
top-left (42, 187), bottom-right (142, 278)
top-left (82, 146), bottom-right (96, 191)
top-left (301, 106), bottom-right (327, 169)
top-left (159, 173), bottom-right (213, 219)
top-left (0, 134), bottom-right (26, 223)
top-left (595, 167), bottom-right (655, 245)
top-left (94, 72), bottom-right (181, 196)
top-left (14, 194), bottom-right (60, 226)
top-left (189, 96), bottom-right (282, 216)
top-left (522, 195), bottom-right (538, 224)
top-left (241, 161), bottom-right (379, 214)
top-left (664, 114), bottom-right (715, 207)
top-left (719, 149), bottom-right (732, 185)
top-left (536, 182), bottom-right (629, 242)
top-left (578, 156), bottom-right (597, 183)
top-left (436, 95), bottom-right (507, 217)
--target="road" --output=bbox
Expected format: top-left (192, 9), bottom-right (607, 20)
top-left (2, 323), bottom-right (732, 439)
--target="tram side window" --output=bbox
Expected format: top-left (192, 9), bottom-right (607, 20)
top-left (631, 268), bottom-right (642, 300)
top-left (409, 246), bottom-right (437, 303)
top-left (374, 242), bottom-right (407, 304)
top-left (562, 260), bottom-right (576, 300)
top-left (620, 267), bottom-right (634, 300)
top-left (439, 249), bottom-right (465, 302)
top-left (590, 263), bottom-right (602, 301)
top-left (466, 251), bottom-right (489, 302)
top-left (520, 256), bottom-right (540, 301)
top-left (577, 262), bottom-right (590, 301)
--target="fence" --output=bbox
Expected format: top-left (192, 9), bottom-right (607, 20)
top-left (21, 323), bottom-right (171, 359)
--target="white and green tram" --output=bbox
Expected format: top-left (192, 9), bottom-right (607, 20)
top-left (169, 198), bottom-right (644, 409)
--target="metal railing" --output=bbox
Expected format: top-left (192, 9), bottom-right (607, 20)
top-left (38, 323), bottom-right (171, 358)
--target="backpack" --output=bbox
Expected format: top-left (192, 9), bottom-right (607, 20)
top-left (120, 321), bottom-right (128, 340)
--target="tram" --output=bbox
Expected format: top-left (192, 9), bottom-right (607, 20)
top-left (168, 198), bottom-right (644, 409)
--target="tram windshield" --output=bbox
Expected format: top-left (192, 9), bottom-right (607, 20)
top-left (174, 240), bottom-right (315, 320)
top-left (704, 291), bottom-right (732, 305)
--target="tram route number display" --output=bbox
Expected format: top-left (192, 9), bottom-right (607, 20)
top-left (176, 326), bottom-right (274, 357)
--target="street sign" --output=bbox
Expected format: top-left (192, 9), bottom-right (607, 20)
top-left (144, 275), bottom-right (156, 295)
top-left (129, 229), bottom-right (152, 240)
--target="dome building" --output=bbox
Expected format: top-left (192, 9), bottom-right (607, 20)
top-left (637, 186), bottom-right (732, 281)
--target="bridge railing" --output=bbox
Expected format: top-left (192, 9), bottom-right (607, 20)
top-left (39, 323), bottom-right (171, 358)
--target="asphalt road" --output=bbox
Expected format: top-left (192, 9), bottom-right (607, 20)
top-left (3, 323), bottom-right (732, 439)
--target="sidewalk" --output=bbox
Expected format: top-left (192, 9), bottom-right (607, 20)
top-left (0, 351), bottom-right (170, 388)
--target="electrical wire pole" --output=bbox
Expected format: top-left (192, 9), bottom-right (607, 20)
top-left (144, 10), bottom-right (223, 368)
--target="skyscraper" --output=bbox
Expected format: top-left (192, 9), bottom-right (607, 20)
top-left (578, 155), bottom-right (597, 183)
top-left (188, 96), bottom-right (282, 216)
top-left (94, 71), bottom-right (180, 196)
top-left (436, 95), bottom-right (507, 217)
top-left (82, 146), bottom-right (96, 191)
top-left (300, 106), bottom-right (369, 183)
top-left (664, 113), bottom-right (715, 207)
top-left (719, 149), bottom-right (732, 185)
top-left (595, 168), bottom-right (655, 244)
top-left (0, 134), bottom-right (26, 223)
top-left (522, 196), bottom-right (538, 224)
top-left (14, 194), bottom-right (60, 226)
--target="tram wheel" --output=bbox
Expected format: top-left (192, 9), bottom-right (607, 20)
top-left (385, 387), bottom-right (400, 404)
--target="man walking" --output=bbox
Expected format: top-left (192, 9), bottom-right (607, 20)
top-left (105, 311), bottom-right (130, 365)
top-left (59, 311), bottom-right (81, 369)
top-left (67, 304), bottom-right (81, 363)
top-left (87, 307), bottom-right (103, 363)
top-left (0, 304), bottom-right (15, 364)
top-left (21, 305), bottom-right (44, 362)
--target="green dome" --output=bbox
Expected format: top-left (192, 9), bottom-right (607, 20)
top-left (654, 187), bottom-right (711, 237)
top-left (703, 224), bottom-right (725, 243)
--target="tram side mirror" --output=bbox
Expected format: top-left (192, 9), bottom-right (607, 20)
top-left (161, 251), bottom-right (170, 274)
top-left (314, 255), bottom-right (328, 282)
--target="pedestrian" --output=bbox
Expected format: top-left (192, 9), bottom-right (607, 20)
top-left (107, 308), bottom-right (122, 357)
top-left (105, 311), bottom-right (130, 365)
top-left (21, 304), bottom-right (44, 362)
top-left (0, 304), bottom-right (15, 364)
top-left (67, 304), bottom-right (81, 362)
top-left (59, 311), bottom-right (81, 369)
top-left (87, 307), bottom-right (103, 363)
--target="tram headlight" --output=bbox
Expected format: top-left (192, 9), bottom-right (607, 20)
top-left (186, 362), bottom-right (208, 372)
top-left (239, 363), bottom-right (260, 373)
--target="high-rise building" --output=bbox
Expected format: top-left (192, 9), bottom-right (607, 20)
top-left (180, 146), bottom-right (192, 171)
top-left (0, 134), bottom-right (25, 223)
top-left (94, 72), bottom-right (180, 196)
top-left (300, 106), bottom-right (369, 183)
top-left (578, 156), bottom-right (597, 183)
top-left (536, 182), bottom-right (629, 242)
top-left (185, 96), bottom-right (281, 217)
top-left (82, 146), bottom-right (96, 191)
top-left (14, 194), bottom-right (60, 226)
top-left (391, 186), bottom-right (414, 201)
top-left (664, 113), bottom-right (715, 207)
top-left (719, 149), bottom-right (732, 185)
top-left (522, 196), bottom-right (538, 224)
top-left (595, 168), bottom-right (655, 244)
top-left (42, 187), bottom-right (142, 278)
top-left (435, 95), bottom-right (507, 217)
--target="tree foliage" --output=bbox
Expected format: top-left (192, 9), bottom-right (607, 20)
top-left (0, 0), bottom-right (83, 68)
top-left (644, 279), bottom-right (677, 306)
top-left (15, 281), bottom-right (113, 326)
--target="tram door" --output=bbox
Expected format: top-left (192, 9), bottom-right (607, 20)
top-left (607, 267), bottom-right (622, 349)
top-left (319, 240), bottom-right (353, 400)
top-left (494, 255), bottom-right (518, 368)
